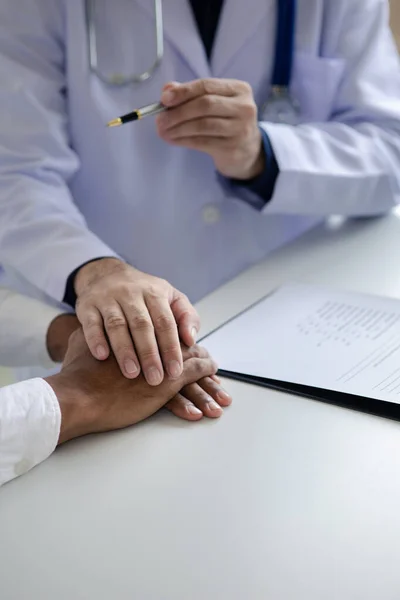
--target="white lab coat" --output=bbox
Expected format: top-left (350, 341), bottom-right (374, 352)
top-left (0, 0), bottom-right (399, 326)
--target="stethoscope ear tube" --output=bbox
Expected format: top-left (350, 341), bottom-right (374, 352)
top-left (85, 0), bottom-right (164, 86)
top-left (272, 0), bottom-right (296, 88)
top-left (262, 0), bottom-right (299, 123)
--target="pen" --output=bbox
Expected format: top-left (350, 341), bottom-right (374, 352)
top-left (107, 102), bottom-right (166, 127)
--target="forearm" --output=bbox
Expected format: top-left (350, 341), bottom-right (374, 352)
top-left (0, 7), bottom-right (118, 302)
top-left (261, 120), bottom-right (400, 216)
top-left (45, 373), bottom-right (95, 445)
top-left (257, 0), bottom-right (400, 217)
top-left (0, 367), bottom-right (106, 487)
top-left (0, 371), bottom-right (96, 487)
top-left (0, 186), bottom-right (119, 301)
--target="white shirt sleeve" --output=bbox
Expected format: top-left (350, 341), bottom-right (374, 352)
top-left (0, 287), bottom-right (64, 368)
top-left (0, 378), bottom-right (61, 487)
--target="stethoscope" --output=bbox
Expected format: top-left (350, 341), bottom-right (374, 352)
top-left (85, 0), bottom-right (299, 124)
top-left (85, 0), bottom-right (164, 85)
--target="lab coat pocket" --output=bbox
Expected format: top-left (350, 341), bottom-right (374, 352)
top-left (291, 52), bottom-right (346, 122)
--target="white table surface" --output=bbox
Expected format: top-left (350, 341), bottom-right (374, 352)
top-left (2, 215), bottom-right (400, 600)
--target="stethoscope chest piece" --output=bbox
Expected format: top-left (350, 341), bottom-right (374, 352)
top-left (261, 86), bottom-right (300, 125)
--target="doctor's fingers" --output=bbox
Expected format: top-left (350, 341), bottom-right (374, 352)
top-left (76, 305), bottom-right (110, 360)
top-left (120, 299), bottom-right (167, 386)
top-left (170, 292), bottom-right (201, 347)
top-left (77, 304), bottom-right (142, 379)
top-left (159, 117), bottom-right (245, 141)
top-left (161, 78), bottom-right (252, 108)
top-left (102, 303), bottom-right (143, 379)
top-left (163, 135), bottom-right (241, 155)
top-left (144, 295), bottom-right (184, 381)
top-left (156, 95), bottom-right (244, 132)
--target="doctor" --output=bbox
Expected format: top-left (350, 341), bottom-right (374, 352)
top-left (0, 0), bottom-right (399, 382)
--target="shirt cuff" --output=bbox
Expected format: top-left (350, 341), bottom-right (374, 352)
top-left (223, 128), bottom-right (280, 210)
top-left (0, 378), bottom-right (61, 486)
top-left (63, 257), bottom-right (116, 308)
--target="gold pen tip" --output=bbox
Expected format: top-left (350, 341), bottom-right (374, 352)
top-left (107, 118), bottom-right (122, 128)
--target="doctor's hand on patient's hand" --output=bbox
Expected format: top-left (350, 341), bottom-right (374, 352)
top-left (44, 303), bottom-right (231, 420)
top-left (157, 79), bottom-right (265, 180)
top-left (74, 258), bottom-right (200, 384)
top-left (46, 329), bottom-right (221, 445)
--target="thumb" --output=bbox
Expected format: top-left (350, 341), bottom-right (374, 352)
top-left (162, 81), bottom-right (179, 91)
top-left (62, 328), bottom-right (87, 367)
top-left (180, 357), bottom-right (218, 387)
top-left (161, 81), bottom-right (181, 106)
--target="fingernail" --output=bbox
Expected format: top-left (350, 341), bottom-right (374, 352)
top-left (168, 360), bottom-right (182, 379)
top-left (162, 90), bottom-right (175, 104)
top-left (187, 405), bottom-right (203, 416)
top-left (146, 367), bottom-right (163, 386)
top-left (213, 375), bottom-right (221, 384)
top-left (208, 400), bottom-right (223, 413)
top-left (191, 327), bottom-right (197, 342)
top-left (124, 359), bottom-right (139, 376)
top-left (96, 345), bottom-right (108, 360)
top-left (217, 390), bottom-right (232, 403)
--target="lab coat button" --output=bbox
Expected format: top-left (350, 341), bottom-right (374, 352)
top-left (202, 204), bottom-right (221, 224)
top-left (14, 458), bottom-right (33, 476)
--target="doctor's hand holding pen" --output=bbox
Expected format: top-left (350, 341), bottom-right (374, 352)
top-left (109, 78), bottom-right (265, 179)
top-left (156, 79), bottom-right (265, 180)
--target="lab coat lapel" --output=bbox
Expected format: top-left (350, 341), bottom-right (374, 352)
top-left (134, 0), bottom-right (211, 79)
top-left (212, 0), bottom-right (273, 76)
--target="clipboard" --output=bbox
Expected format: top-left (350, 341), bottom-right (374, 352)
top-left (216, 370), bottom-right (400, 422)
top-left (201, 283), bottom-right (400, 422)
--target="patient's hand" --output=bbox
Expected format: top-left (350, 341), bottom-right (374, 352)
top-left (45, 329), bottom-right (223, 444)
top-left (47, 316), bottom-right (232, 420)
top-left (46, 313), bottom-right (80, 363)
top-left (166, 365), bottom-right (232, 421)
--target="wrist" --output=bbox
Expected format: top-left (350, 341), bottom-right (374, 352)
top-left (74, 257), bottom-right (124, 296)
top-left (243, 149), bottom-right (265, 180)
top-left (225, 130), bottom-right (265, 181)
top-left (45, 372), bottom-right (98, 445)
top-left (46, 314), bottom-right (80, 363)
top-left (235, 135), bottom-right (265, 180)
